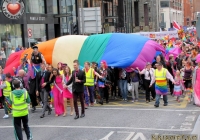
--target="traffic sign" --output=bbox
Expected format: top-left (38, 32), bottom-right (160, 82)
top-left (28, 28), bottom-right (32, 37)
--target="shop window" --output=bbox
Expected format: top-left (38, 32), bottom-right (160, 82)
top-left (0, 0), bottom-right (2, 12)
top-left (26, 0), bottom-right (45, 14)
top-left (27, 24), bottom-right (46, 46)
top-left (0, 24), bottom-right (22, 58)
top-left (53, 0), bottom-right (58, 14)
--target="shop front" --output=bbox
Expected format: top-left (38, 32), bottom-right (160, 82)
top-left (0, 0), bottom-right (60, 58)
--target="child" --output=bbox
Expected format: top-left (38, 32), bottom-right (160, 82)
top-left (9, 80), bottom-right (33, 140)
top-left (0, 73), bottom-right (12, 119)
top-left (173, 70), bottom-right (184, 102)
top-left (185, 83), bottom-right (193, 103)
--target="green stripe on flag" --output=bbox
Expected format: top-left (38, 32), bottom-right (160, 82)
top-left (78, 33), bottom-right (112, 66)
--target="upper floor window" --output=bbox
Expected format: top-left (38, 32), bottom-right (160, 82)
top-left (160, 1), bottom-right (169, 8)
top-left (26, 0), bottom-right (45, 14)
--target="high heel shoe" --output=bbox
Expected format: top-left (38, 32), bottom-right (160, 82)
top-left (55, 114), bottom-right (58, 117)
top-left (63, 113), bottom-right (67, 117)
top-left (70, 111), bottom-right (74, 116)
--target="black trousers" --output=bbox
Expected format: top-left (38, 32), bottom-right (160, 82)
top-left (184, 79), bottom-right (192, 89)
top-left (29, 79), bottom-right (38, 107)
top-left (99, 86), bottom-right (109, 102)
top-left (169, 80), bottom-right (174, 95)
top-left (14, 115), bottom-right (31, 140)
top-left (144, 79), bottom-right (156, 101)
top-left (73, 92), bottom-right (85, 116)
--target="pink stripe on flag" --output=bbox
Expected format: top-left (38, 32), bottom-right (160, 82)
top-left (126, 40), bottom-right (165, 72)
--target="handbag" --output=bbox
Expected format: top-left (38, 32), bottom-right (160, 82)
top-left (127, 83), bottom-right (132, 92)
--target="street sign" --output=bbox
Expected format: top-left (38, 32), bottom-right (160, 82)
top-left (28, 28), bottom-right (32, 37)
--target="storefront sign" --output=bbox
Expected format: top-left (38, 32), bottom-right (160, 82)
top-left (138, 30), bottom-right (178, 39)
top-left (1, 0), bottom-right (25, 20)
top-left (29, 17), bottom-right (46, 21)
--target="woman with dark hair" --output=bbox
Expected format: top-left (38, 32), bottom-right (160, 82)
top-left (62, 66), bottom-right (73, 117)
top-left (182, 61), bottom-right (193, 89)
top-left (52, 68), bottom-right (64, 116)
top-left (152, 55), bottom-right (166, 69)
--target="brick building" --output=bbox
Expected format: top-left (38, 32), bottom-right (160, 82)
top-left (183, 0), bottom-right (193, 26)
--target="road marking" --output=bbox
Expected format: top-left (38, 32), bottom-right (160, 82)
top-left (132, 132), bottom-right (146, 140)
top-left (182, 122), bottom-right (192, 126)
top-left (0, 125), bottom-right (193, 131)
top-left (90, 107), bottom-right (200, 112)
top-left (99, 131), bottom-right (114, 140)
top-left (117, 131), bottom-right (135, 140)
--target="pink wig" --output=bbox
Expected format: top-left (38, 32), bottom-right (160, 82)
top-left (101, 60), bottom-right (108, 69)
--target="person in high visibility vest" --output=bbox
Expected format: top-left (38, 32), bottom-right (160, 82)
top-left (10, 80), bottom-right (33, 140)
top-left (83, 62), bottom-right (102, 108)
top-left (150, 62), bottom-right (175, 107)
top-left (0, 73), bottom-right (12, 119)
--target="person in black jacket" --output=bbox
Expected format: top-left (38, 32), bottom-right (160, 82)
top-left (66, 60), bottom-right (86, 120)
top-left (36, 63), bottom-right (52, 118)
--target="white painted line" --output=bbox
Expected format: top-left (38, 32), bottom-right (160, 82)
top-left (0, 125), bottom-right (193, 131)
top-left (90, 107), bottom-right (200, 112)
top-left (192, 115), bottom-right (200, 135)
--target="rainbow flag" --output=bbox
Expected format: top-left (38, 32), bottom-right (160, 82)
top-left (182, 34), bottom-right (186, 41)
top-left (155, 80), bottom-right (168, 95)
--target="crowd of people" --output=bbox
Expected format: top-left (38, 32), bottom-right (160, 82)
top-left (0, 31), bottom-right (200, 140)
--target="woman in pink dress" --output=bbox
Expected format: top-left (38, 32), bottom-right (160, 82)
top-left (192, 54), bottom-right (200, 107)
top-left (52, 68), bottom-right (64, 116)
top-left (62, 66), bottom-right (74, 117)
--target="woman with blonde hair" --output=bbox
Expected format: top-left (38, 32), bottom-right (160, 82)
top-left (62, 66), bottom-right (74, 116)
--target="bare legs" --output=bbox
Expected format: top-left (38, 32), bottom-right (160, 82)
top-left (63, 98), bottom-right (74, 116)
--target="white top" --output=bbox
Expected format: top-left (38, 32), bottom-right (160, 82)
top-left (140, 68), bottom-right (155, 80)
top-left (0, 51), bottom-right (6, 58)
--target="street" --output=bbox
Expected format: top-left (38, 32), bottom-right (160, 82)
top-left (0, 94), bottom-right (200, 140)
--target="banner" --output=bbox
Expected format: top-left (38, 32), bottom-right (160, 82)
top-left (137, 30), bottom-right (178, 39)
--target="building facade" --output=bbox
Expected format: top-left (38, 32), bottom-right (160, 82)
top-left (0, 0), bottom-right (78, 57)
top-left (76, 0), bottom-right (159, 33)
top-left (192, 0), bottom-right (200, 23)
top-left (159, 0), bottom-right (183, 30)
top-left (183, 0), bottom-right (193, 26)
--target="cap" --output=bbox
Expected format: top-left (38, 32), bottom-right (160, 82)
top-left (32, 46), bottom-right (38, 49)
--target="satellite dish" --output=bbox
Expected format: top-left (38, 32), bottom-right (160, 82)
top-left (197, 18), bottom-right (200, 38)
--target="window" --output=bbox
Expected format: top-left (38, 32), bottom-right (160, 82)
top-left (26, 0), bottom-right (45, 14)
top-left (0, 0), bottom-right (3, 12)
top-left (53, 0), bottom-right (58, 14)
top-left (27, 24), bottom-right (46, 43)
top-left (160, 1), bottom-right (169, 8)
top-left (0, 24), bottom-right (22, 58)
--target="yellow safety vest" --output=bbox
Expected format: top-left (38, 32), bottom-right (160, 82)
top-left (155, 68), bottom-right (167, 80)
top-left (10, 91), bottom-right (28, 117)
top-left (3, 81), bottom-right (12, 97)
top-left (84, 68), bottom-right (95, 86)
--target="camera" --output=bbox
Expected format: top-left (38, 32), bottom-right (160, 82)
top-left (21, 54), bottom-right (28, 63)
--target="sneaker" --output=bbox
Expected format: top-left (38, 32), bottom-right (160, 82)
top-left (132, 100), bottom-right (134, 103)
top-left (3, 114), bottom-right (9, 119)
top-left (160, 95), bottom-right (163, 99)
top-left (135, 99), bottom-right (138, 102)
top-left (85, 104), bottom-right (88, 109)
top-left (124, 99), bottom-right (128, 102)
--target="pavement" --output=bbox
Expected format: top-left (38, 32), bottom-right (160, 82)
top-left (0, 93), bottom-right (200, 140)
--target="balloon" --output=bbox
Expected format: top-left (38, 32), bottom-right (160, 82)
top-left (4, 34), bottom-right (165, 75)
